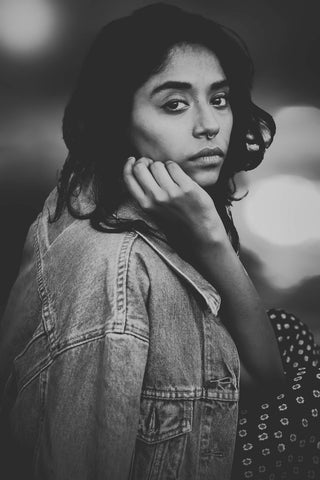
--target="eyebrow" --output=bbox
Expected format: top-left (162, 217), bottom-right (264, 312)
top-left (150, 79), bottom-right (229, 97)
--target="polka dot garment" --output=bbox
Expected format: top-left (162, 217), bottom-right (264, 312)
top-left (232, 309), bottom-right (320, 480)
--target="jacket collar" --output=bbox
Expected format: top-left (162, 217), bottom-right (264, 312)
top-left (117, 199), bottom-right (221, 316)
top-left (46, 189), bottom-right (221, 316)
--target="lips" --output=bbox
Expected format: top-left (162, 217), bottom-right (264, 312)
top-left (189, 147), bottom-right (224, 160)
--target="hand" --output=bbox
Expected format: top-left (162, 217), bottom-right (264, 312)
top-left (123, 156), bottom-right (228, 245)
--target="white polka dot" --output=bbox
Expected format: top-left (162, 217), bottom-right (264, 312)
top-left (313, 390), bottom-right (320, 398)
top-left (243, 443), bottom-right (253, 451)
top-left (239, 429), bottom-right (247, 437)
top-left (262, 448), bottom-right (270, 456)
top-left (260, 414), bottom-right (269, 421)
top-left (277, 443), bottom-right (285, 452)
top-left (302, 418), bottom-right (309, 427)
top-left (274, 431), bottom-right (282, 439)
top-left (292, 384), bottom-right (301, 390)
top-left (312, 409), bottom-right (318, 417)
top-left (258, 423), bottom-right (267, 430)
top-left (298, 339), bottom-right (304, 345)
top-left (296, 396), bottom-right (305, 404)
top-left (304, 355), bottom-right (309, 361)
top-left (244, 471), bottom-right (253, 478)
top-left (258, 433), bottom-right (268, 441)
top-left (280, 417), bottom-right (289, 425)
top-left (281, 313), bottom-right (287, 319)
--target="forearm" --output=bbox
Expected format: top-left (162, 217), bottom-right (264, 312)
top-left (192, 235), bottom-right (285, 389)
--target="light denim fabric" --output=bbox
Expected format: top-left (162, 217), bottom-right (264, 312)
top-left (0, 187), bottom-right (240, 480)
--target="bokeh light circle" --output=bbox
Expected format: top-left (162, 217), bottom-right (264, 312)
top-left (244, 175), bottom-right (320, 246)
top-left (0, 0), bottom-right (62, 57)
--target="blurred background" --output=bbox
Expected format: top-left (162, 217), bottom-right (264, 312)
top-left (0, 0), bottom-right (319, 341)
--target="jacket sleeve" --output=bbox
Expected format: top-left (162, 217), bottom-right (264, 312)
top-left (35, 242), bottom-right (150, 480)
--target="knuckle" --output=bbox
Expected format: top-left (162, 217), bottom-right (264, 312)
top-left (140, 199), bottom-right (153, 211)
top-left (150, 161), bottom-right (163, 172)
top-left (153, 192), bottom-right (169, 204)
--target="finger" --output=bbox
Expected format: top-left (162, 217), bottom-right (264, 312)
top-left (123, 157), bottom-right (149, 205)
top-left (132, 158), bottom-right (165, 198)
top-left (165, 161), bottom-right (195, 189)
top-left (149, 161), bottom-right (179, 194)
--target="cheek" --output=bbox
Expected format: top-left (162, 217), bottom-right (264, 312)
top-left (130, 115), bottom-right (183, 161)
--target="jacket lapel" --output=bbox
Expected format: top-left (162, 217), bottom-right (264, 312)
top-left (117, 200), bottom-right (221, 316)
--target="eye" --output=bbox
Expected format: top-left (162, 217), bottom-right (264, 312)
top-left (162, 99), bottom-right (188, 113)
top-left (211, 94), bottom-right (229, 108)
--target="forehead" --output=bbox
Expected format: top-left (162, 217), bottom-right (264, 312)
top-left (152, 44), bottom-right (225, 85)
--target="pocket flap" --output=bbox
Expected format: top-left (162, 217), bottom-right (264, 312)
top-left (137, 398), bottom-right (193, 444)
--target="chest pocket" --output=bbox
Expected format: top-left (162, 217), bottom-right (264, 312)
top-left (131, 397), bottom-right (193, 480)
top-left (137, 396), bottom-right (193, 444)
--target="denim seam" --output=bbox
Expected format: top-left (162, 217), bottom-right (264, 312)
top-left (32, 369), bottom-right (48, 475)
top-left (142, 388), bottom-right (239, 401)
top-left (34, 216), bottom-right (57, 350)
top-left (16, 330), bottom-right (149, 396)
top-left (116, 231), bottom-right (139, 332)
top-left (14, 331), bottom-right (46, 362)
top-left (135, 231), bottom-right (221, 315)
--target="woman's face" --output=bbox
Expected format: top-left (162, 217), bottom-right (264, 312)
top-left (129, 44), bottom-right (233, 188)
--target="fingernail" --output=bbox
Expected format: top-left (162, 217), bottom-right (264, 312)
top-left (128, 156), bottom-right (136, 162)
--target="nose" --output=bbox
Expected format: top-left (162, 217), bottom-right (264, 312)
top-left (192, 104), bottom-right (220, 139)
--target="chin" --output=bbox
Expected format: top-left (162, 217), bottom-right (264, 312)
top-left (190, 170), bottom-right (221, 188)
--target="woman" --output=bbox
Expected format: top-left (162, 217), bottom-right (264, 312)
top-left (0, 3), bottom-right (318, 480)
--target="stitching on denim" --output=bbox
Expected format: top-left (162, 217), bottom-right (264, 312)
top-left (34, 215), bottom-right (57, 350)
top-left (14, 330), bottom-right (46, 362)
top-left (17, 330), bottom-right (149, 396)
top-left (32, 369), bottom-right (48, 475)
top-left (135, 231), bottom-right (221, 315)
top-left (141, 387), bottom-right (239, 401)
top-left (116, 231), bottom-right (138, 331)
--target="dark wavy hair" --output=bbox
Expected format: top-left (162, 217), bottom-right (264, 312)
top-left (52, 3), bottom-right (275, 245)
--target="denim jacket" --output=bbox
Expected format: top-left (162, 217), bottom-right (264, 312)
top-left (0, 188), bottom-right (240, 480)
